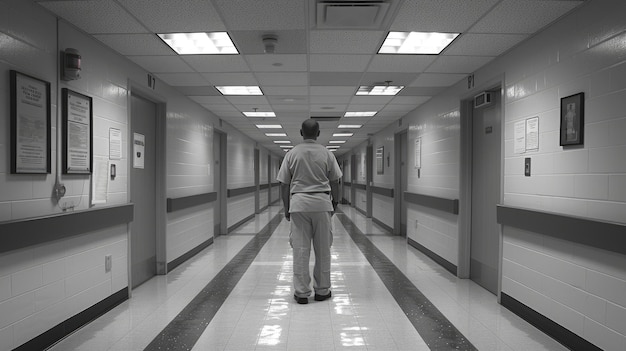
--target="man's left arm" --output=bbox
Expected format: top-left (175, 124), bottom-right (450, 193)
top-left (330, 179), bottom-right (340, 215)
top-left (280, 182), bottom-right (291, 221)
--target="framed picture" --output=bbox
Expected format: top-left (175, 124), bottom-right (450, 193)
top-left (376, 146), bottom-right (384, 175)
top-left (560, 92), bottom-right (584, 146)
top-left (10, 70), bottom-right (51, 174)
top-left (62, 88), bottom-right (93, 174)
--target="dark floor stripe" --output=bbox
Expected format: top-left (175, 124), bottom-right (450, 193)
top-left (337, 213), bottom-right (477, 351)
top-left (144, 213), bottom-right (284, 351)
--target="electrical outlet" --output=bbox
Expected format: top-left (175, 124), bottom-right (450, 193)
top-left (105, 255), bottom-right (112, 272)
top-left (415, 219), bottom-right (419, 229)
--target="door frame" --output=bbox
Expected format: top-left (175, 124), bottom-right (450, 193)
top-left (127, 81), bottom-right (167, 294)
top-left (458, 75), bottom-right (505, 301)
top-left (393, 129), bottom-right (408, 236)
top-left (215, 129), bottom-right (228, 235)
top-left (366, 145), bottom-right (373, 217)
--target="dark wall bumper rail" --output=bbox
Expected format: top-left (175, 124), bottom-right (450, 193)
top-left (227, 185), bottom-right (257, 198)
top-left (352, 183), bottom-right (366, 190)
top-left (166, 192), bottom-right (217, 213)
top-left (497, 205), bottom-right (621, 351)
top-left (403, 192), bottom-right (459, 215)
top-left (0, 204), bottom-right (134, 254)
top-left (371, 186), bottom-right (394, 198)
top-left (497, 205), bottom-right (626, 256)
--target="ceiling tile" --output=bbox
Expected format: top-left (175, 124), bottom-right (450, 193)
top-left (271, 105), bottom-right (310, 112)
top-left (117, 0), bottom-right (226, 32)
top-left (360, 72), bottom-right (419, 86)
top-left (349, 96), bottom-right (394, 105)
top-left (310, 104), bottom-right (348, 112)
top-left (128, 56), bottom-right (194, 73)
top-left (267, 96), bottom-right (309, 105)
top-left (93, 34), bottom-right (173, 55)
top-left (310, 86), bottom-right (357, 96)
top-left (256, 72), bottom-right (308, 86)
top-left (40, 0), bottom-right (148, 34)
top-left (445, 33), bottom-right (529, 56)
top-left (182, 55), bottom-right (250, 72)
top-left (155, 73), bottom-right (209, 86)
top-left (425, 56), bottom-right (494, 74)
top-left (309, 72), bottom-right (363, 86)
top-left (213, 0), bottom-right (306, 30)
top-left (471, 0), bottom-right (583, 34)
top-left (391, 96), bottom-right (431, 105)
top-left (203, 104), bottom-right (240, 112)
top-left (367, 55), bottom-right (436, 73)
top-left (263, 86), bottom-right (309, 96)
top-left (346, 103), bottom-right (387, 111)
top-left (390, 0), bottom-right (500, 32)
top-left (230, 30), bottom-right (307, 54)
top-left (310, 95), bottom-right (352, 104)
top-left (310, 55), bottom-right (372, 72)
top-left (398, 87), bottom-right (445, 96)
top-left (310, 30), bottom-right (386, 54)
top-left (245, 54), bottom-right (307, 72)
top-left (201, 72), bottom-right (258, 86)
top-left (175, 86), bottom-right (221, 96)
top-left (410, 73), bottom-right (467, 87)
top-left (225, 96), bottom-right (270, 105)
top-left (188, 96), bottom-right (230, 104)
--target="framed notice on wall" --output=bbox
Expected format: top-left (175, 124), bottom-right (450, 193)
top-left (62, 88), bottom-right (93, 174)
top-left (10, 70), bottom-right (51, 174)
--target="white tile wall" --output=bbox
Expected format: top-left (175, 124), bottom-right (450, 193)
top-left (372, 194), bottom-right (394, 228)
top-left (228, 194), bottom-right (256, 228)
top-left (407, 203), bottom-right (458, 266)
top-left (0, 1), bottom-right (269, 349)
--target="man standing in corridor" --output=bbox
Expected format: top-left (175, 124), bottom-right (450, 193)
top-left (277, 118), bottom-right (342, 304)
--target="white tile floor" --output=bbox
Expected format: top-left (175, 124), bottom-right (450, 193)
top-left (48, 205), bottom-right (567, 350)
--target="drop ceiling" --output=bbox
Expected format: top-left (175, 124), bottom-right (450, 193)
top-left (37, 0), bottom-right (584, 156)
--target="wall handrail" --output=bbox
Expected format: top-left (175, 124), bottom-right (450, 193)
top-left (403, 192), bottom-right (459, 214)
top-left (166, 192), bottom-right (217, 213)
top-left (497, 205), bottom-right (626, 255)
top-left (0, 204), bottom-right (134, 254)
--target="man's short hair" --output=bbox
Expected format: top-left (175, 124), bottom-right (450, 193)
top-left (301, 119), bottom-right (320, 138)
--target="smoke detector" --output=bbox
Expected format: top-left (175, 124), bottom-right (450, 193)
top-left (263, 34), bottom-right (277, 54)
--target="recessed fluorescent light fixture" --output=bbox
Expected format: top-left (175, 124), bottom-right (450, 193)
top-left (338, 124), bottom-right (362, 129)
top-left (280, 145), bottom-right (293, 148)
top-left (379, 31), bottom-right (459, 54)
top-left (265, 133), bottom-right (287, 137)
top-left (326, 145), bottom-right (340, 149)
top-left (329, 140), bottom-right (346, 144)
top-left (158, 32), bottom-right (238, 55)
top-left (344, 111), bottom-right (377, 117)
top-left (256, 124), bottom-right (282, 129)
top-left (356, 85), bottom-right (404, 96)
top-left (333, 133), bottom-right (353, 137)
top-left (243, 111), bottom-right (275, 117)
top-left (273, 140), bottom-right (291, 144)
top-left (216, 86), bottom-right (263, 95)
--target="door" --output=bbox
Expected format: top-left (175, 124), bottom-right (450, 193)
top-left (214, 130), bottom-right (227, 236)
top-left (470, 89), bottom-right (502, 295)
top-left (366, 145), bottom-right (373, 217)
top-left (130, 94), bottom-right (157, 288)
top-left (254, 149), bottom-right (260, 213)
top-left (350, 155), bottom-right (356, 206)
top-left (394, 130), bottom-right (408, 236)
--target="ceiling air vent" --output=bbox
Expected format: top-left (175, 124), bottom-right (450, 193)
top-left (315, 0), bottom-right (395, 29)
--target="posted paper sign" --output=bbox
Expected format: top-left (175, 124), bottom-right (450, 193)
top-left (133, 133), bottom-right (145, 169)
top-left (526, 117), bottom-right (539, 151)
top-left (514, 120), bottom-right (526, 154)
top-left (109, 128), bottom-right (122, 160)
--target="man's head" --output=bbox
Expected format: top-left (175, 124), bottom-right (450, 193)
top-left (300, 118), bottom-right (320, 140)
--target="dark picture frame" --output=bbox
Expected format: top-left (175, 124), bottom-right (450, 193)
top-left (376, 146), bottom-right (384, 175)
top-left (10, 70), bottom-right (52, 174)
top-left (560, 92), bottom-right (584, 146)
top-left (62, 88), bottom-right (93, 174)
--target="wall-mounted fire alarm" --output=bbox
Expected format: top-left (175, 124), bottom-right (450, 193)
top-left (61, 48), bottom-right (81, 81)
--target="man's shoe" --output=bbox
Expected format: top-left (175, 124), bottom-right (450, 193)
top-left (294, 294), bottom-right (308, 304)
top-left (314, 291), bottom-right (332, 301)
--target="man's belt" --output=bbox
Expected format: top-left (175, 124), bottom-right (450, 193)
top-left (291, 191), bottom-right (330, 195)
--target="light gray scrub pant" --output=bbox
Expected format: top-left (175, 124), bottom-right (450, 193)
top-left (290, 211), bottom-right (333, 298)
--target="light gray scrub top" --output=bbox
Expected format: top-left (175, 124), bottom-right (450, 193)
top-left (277, 140), bottom-right (342, 213)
